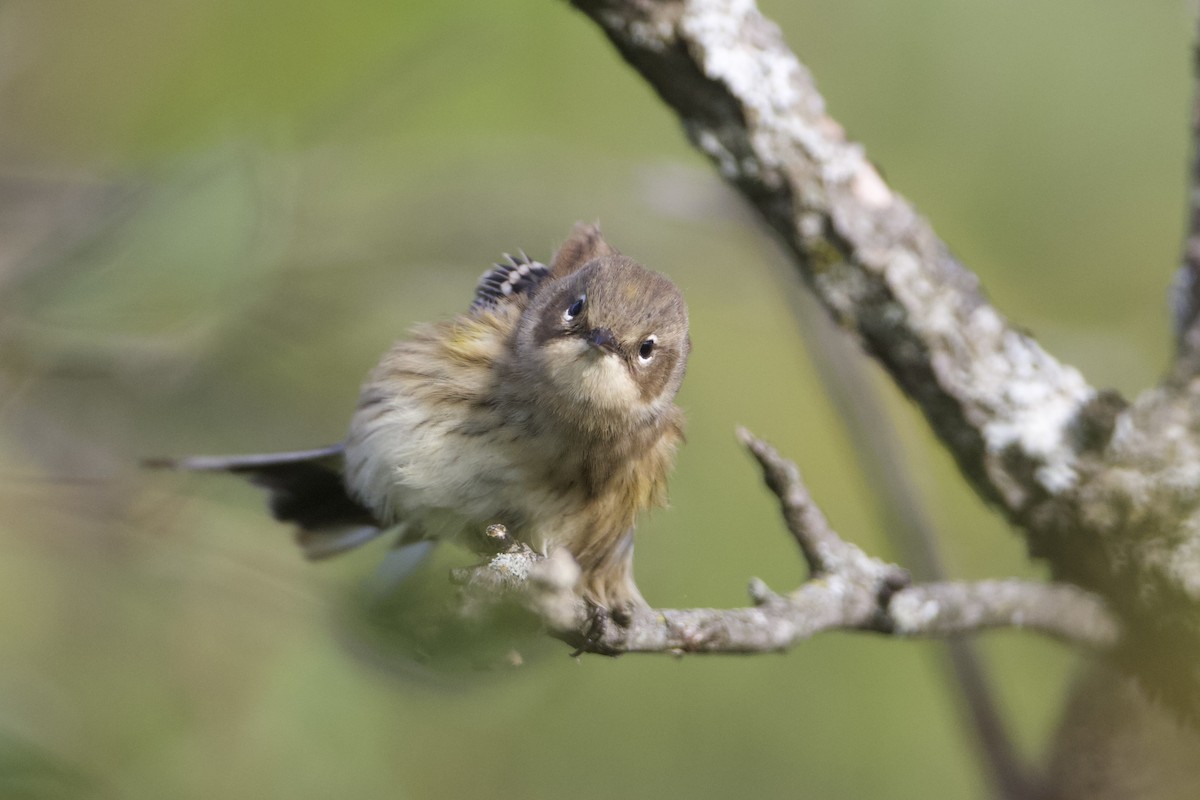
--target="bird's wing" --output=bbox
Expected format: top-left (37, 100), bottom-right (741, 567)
top-left (470, 251), bottom-right (551, 311)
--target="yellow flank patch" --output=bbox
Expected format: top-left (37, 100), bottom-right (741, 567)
top-left (443, 316), bottom-right (502, 365)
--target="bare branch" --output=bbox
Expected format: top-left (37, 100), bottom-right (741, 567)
top-left (456, 431), bottom-right (1120, 656)
top-left (735, 426), bottom-right (873, 576)
top-left (889, 581), bottom-right (1119, 645)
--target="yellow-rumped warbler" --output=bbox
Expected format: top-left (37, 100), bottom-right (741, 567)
top-left (155, 224), bottom-right (690, 611)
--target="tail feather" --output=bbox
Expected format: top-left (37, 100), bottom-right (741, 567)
top-left (145, 444), bottom-right (386, 559)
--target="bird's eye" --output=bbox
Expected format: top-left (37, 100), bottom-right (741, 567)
top-left (563, 295), bottom-right (585, 322)
top-left (638, 336), bottom-right (657, 364)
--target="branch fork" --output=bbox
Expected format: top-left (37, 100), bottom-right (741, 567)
top-left (557, 0), bottom-right (1200, 719)
top-left (455, 429), bottom-right (1120, 656)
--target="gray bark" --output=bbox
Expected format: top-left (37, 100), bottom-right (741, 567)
top-left (458, 430), bottom-right (1118, 656)
top-left (549, 0), bottom-right (1200, 723)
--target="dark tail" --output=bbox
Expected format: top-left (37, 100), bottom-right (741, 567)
top-left (144, 444), bottom-right (387, 559)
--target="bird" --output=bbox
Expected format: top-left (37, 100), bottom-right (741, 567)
top-left (151, 223), bottom-right (690, 614)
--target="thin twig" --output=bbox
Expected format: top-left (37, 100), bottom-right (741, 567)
top-left (736, 426), bottom-right (883, 579)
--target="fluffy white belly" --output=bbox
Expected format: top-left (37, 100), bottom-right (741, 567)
top-left (343, 392), bottom-right (559, 546)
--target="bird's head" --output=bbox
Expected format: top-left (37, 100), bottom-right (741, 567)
top-left (515, 252), bottom-right (689, 429)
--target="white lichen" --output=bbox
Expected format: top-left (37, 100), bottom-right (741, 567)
top-left (851, 161), bottom-right (893, 208)
top-left (883, 251), bottom-right (1094, 495)
top-left (978, 330), bottom-right (1094, 494)
top-left (889, 593), bottom-right (939, 632)
top-left (627, 18), bottom-right (673, 50)
top-left (691, 126), bottom-right (742, 179)
top-left (491, 551), bottom-right (535, 582)
top-left (682, 0), bottom-right (831, 168)
top-left (681, 0), bottom-right (1097, 500)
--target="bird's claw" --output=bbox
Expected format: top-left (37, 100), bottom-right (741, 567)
top-left (570, 600), bottom-right (612, 657)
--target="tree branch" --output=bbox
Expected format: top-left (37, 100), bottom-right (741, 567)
top-left (567, 0), bottom-right (1114, 521)
top-left (793, 296), bottom-right (1037, 800)
top-left (457, 431), bottom-right (1120, 656)
top-left (565, 0), bottom-right (1200, 722)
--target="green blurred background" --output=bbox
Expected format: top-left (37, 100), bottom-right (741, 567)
top-left (0, 1), bottom-right (1190, 797)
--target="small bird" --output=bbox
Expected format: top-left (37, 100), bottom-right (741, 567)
top-left (154, 224), bottom-right (690, 613)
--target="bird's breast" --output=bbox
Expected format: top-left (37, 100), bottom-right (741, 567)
top-left (342, 311), bottom-right (682, 554)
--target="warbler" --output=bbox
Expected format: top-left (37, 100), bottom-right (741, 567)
top-left (156, 224), bottom-right (690, 612)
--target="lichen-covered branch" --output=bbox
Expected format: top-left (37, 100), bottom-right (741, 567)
top-left (457, 431), bottom-right (1119, 655)
top-left (568, 0), bottom-right (1107, 519)
top-left (565, 0), bottom-right (1200, 723)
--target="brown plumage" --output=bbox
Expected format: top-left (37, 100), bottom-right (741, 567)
top-left (153, 224), bottom-right (690, 611)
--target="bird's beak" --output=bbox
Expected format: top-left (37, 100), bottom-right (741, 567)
top-left (586, 327), bottom-right (620, 355)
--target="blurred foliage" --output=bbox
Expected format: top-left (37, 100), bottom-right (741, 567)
top-left (0, 0), bottom-right (1191, 798)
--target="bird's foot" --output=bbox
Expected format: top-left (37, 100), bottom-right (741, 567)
top-left (569, 598), bottom-right (638, 657)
